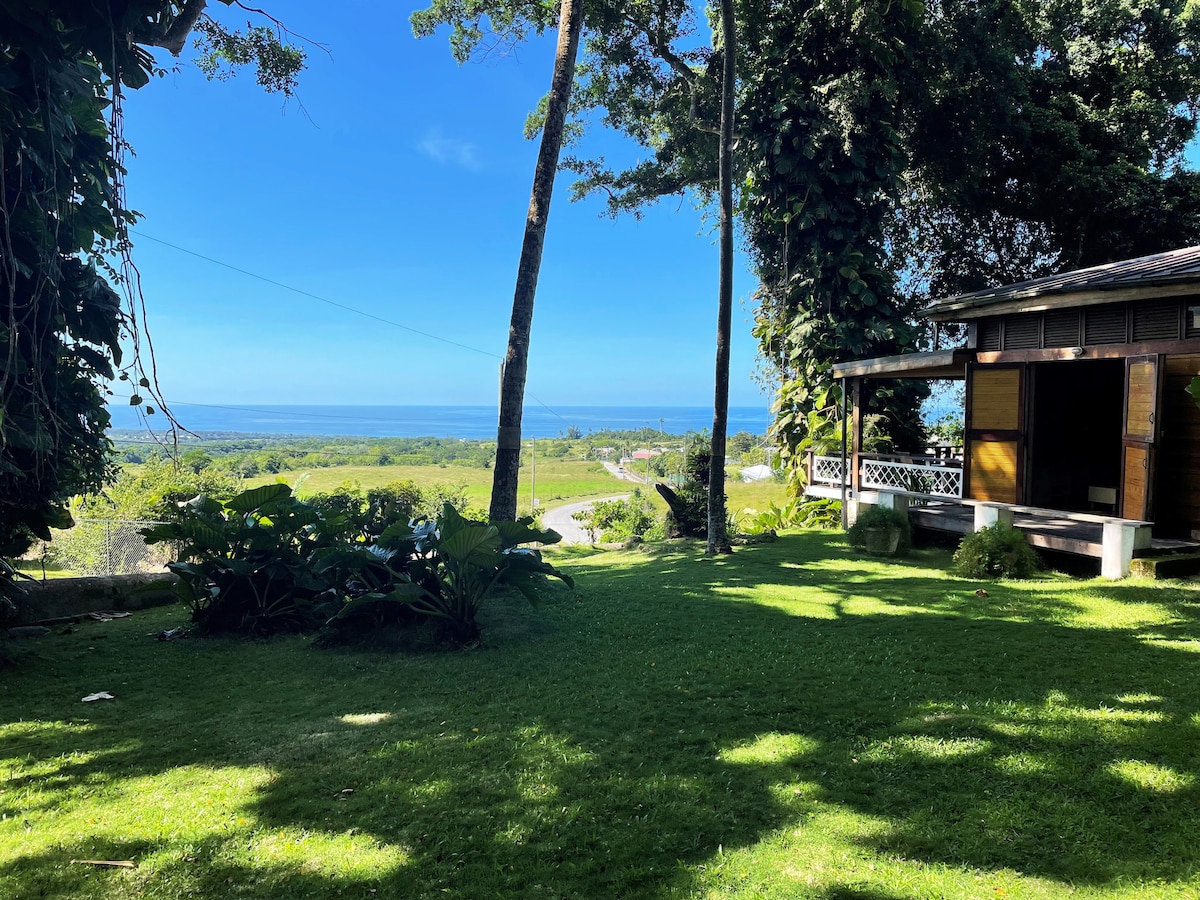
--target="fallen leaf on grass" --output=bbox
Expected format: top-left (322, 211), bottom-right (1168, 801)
top-left (81, 692), bottom-right (114, 702)
top-left (70, 859), bottom-right (136, 868)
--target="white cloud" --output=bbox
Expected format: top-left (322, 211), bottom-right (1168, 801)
top-left (417, 129), bottom-right (482, 170)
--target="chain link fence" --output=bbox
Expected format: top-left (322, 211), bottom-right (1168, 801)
top-left (22, 519), bottom-right (174, 579)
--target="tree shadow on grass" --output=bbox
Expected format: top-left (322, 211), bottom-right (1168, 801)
top-left (3, 532), bottom-right (1200, 897)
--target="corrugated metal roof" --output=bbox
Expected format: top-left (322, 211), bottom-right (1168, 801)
top-left (925, 244), bottom-right (1200, 318)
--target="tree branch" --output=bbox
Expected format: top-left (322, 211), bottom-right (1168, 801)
top-left (142, 0), bottom-right (209, 55)
top-left (619, 11), bottom-right (720, 135)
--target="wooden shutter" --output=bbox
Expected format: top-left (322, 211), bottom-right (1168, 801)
top-left (1121, 355), bottom-right (1161, 520)
top-left (965, 364), bottom-right (1025, 504)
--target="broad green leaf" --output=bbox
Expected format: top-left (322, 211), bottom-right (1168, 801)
top-left (439, 524), bottom-right (501, 564)
top-left (493, 518), bottom-right (562, 547)
top-left (224, 483), bottom-right (293, 513)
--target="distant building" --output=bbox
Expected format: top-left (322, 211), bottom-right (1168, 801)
top-left (740, 464), bottom-right (776, 482)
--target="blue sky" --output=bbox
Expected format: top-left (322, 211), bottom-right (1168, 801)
top-left (117, 1), bottom-right (767, 414)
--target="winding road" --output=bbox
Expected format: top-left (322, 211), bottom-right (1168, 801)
top-left (542, 495), bottom-right (631, 545)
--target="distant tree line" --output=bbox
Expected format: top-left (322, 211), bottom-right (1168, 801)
top-left (109, 427), bottom-right (769, 478)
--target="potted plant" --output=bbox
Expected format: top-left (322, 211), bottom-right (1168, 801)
top-left (847, 505), bottom-right (911, 557)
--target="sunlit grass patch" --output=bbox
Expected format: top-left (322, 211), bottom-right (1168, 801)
top-left (719, 732), bottom-right (819, 766)
top-left (861, 734), bottom-right (993, 763)
top-left (1108, 759), bottom-right (1196, 793)
top-left (337, 712), bottom-right (392, 726)
top-left (241, 826), bottom-right (410, 875)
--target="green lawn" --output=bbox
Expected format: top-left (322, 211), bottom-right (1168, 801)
top-left (4, 533), bottom-right (1198, 898)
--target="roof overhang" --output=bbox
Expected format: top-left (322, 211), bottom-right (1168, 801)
top-left (832, 348), bottom-right (975, 380)
top-left (925, 281), bottom-right (1200, 322)
top-left (922, 245), bottom-right (1200, 322)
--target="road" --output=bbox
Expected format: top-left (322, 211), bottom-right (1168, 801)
top-left (542, 495), bottom-right (631, 545)
top-left (601, 461), bottom-right (652, 484)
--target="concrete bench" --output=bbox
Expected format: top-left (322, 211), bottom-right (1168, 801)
top-left (961, 500), bottom-right (1151, 580)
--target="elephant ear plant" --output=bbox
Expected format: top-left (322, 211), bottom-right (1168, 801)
top-left (141, 484), bottom-right (339, 636)
top-left (319, 503), bottom-right (573, 646)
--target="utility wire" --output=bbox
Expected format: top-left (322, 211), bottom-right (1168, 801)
top-left (133, 231), bottom-right (503, 360)
top-left (132, 231), bottom-right (573, 429)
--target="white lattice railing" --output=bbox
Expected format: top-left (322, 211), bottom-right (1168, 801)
top-left (860, 456), bottom-right (963, 499)
top-left (811, 455), bottom-right (847, 486)
top-left (808, 452), bottom-right (963, 499)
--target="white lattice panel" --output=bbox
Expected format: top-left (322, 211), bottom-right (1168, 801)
top-left (812, 456), bottom-right (846, 485)
top-left (860, 459), bottom-right (962, 498)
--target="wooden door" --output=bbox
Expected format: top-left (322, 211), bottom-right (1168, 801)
top-left (965, 363), bottom-right (1025, 504)
top-left (1121, 355), bottom-right (1161, 519)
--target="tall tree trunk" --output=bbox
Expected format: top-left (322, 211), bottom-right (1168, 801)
top-left (489, 0), bottom-right (585, 522)
top-left (706, 0), bottom-right (736, 555)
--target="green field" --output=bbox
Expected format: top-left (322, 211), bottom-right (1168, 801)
top-left (242, 459), bottom-right (791, 519)
top-left (3, 533), bottom-right (1199, 898)
top-left (243, 458), bottom-right (621, 511)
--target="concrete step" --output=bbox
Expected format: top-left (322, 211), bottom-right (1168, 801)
top-left (1130, 553), bottom-right (1200, 580)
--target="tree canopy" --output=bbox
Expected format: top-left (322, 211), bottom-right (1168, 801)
top-left (561, 0), bottom-right (1200, 484)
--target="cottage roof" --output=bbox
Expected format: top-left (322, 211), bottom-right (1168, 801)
top-left (925, 244), bottom-right (1200, 322)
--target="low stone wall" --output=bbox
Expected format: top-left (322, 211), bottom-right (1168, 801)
top-left (15, 573), bottom-right (180, 624)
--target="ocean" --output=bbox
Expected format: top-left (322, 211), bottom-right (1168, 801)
top-left (106, 403), bottom-right (776, 440)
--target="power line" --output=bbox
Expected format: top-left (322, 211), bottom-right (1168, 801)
top-left (116, 397), bottom-right (429, 423)
top-left (133, 231), bottom-right (503, 360)
top-left (131, 231), bottom-right (574, 428)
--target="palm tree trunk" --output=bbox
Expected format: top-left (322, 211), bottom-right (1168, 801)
top-left (706, 0), bottom-right (736, 555)
top-left (489, 0), bottom-right (585, 522)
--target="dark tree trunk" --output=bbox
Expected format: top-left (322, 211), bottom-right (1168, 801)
top-left (707, 0), bottom-right (736, 555)
top-left (489, 0), bottom-right (585, 522)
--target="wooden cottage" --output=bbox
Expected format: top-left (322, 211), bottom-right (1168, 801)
top-left (808, 245), bottom-right (1200, 577)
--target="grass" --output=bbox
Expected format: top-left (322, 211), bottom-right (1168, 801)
top-left (242, 458), bottom-right (627, 511)
top-left (6, 532), bottom-right (1199, 897)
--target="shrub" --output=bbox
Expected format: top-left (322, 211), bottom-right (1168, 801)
top-left (98, 458), bottom-right (242, 521)
top-left (846, 505), bottom-right (912, 554)
top-left (142, 485), bottom-right (572, 647)
top-left (662, 481), bottom-right (709, 537)
top-left (953, 524), bottom-right (1041, 579)
top-left (655, 441), bottom-right (725, 539)
top-left (319, 504), bottom-right (572, 646)
top-left (738, 497), bottom-right (842, 534)
top-left (141, 484), bottom-right (338, 636)
top-left (795, 498), bottom-right (841, 529)
top-left (572, 491), bottom-right (657, 542)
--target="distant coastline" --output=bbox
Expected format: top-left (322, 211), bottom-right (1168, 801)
top-left (106, 404), bottom-right (775, 440)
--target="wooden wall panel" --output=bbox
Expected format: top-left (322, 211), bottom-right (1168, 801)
top-left (1157, 354), bottom-right (1200, 535)
top-left (1123, 445), bottom-right (1149, 519)
top-left (1126, 360), bottom-right (1157, 437)
top-left (969, 440), bottom-right (1018, 503)
top-left (971, 369), bottom-right (1021, 431)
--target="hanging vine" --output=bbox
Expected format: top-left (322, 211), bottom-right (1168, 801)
top-left (0, 1), bottom-right (305, 554)
top-left (743, 0), bottom-right (928, 487)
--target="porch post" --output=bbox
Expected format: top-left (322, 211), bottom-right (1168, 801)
top-left (840, 379), bottom-right (848, 529)
top-left (851, 377), bottom-right (863, 498)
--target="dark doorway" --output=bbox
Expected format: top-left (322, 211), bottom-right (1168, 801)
top-left (1028, 360), bottom-right (1124, 512)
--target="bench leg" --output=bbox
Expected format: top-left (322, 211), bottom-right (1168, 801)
top-left (973, 504), bottom-right (1015, 531)
top-left (1102, 522), bottom-right (1150, 579)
